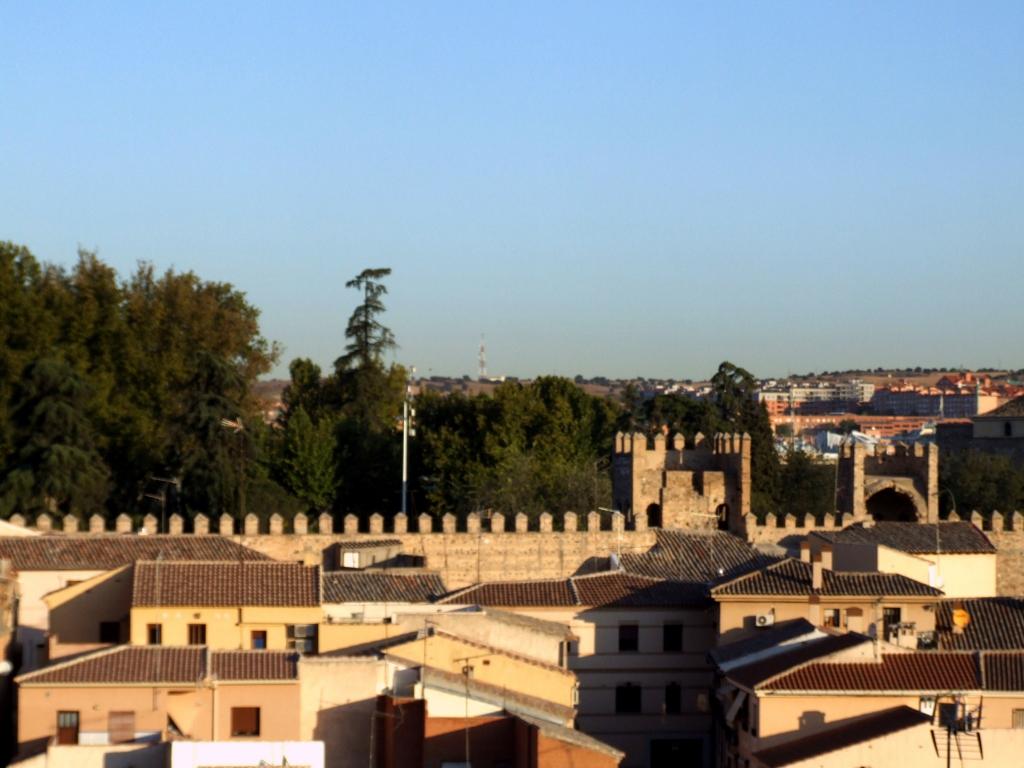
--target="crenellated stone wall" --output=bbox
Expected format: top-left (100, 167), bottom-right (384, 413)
top-left (2, 510), bottom-right (655, 589)
top-left (835, 441), bottom-right (939, 522)
top-left (611, 431), bottom-right (751, 535)
top-left (8, 503), bottom-right (1024, 593)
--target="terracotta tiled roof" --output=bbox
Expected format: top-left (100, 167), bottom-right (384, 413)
top-left (726, 634), bottom-right (870, 689)
top-left (813, 522), bottom-right (994, 554)
top-left (211, 650), bottom-right (298, 681)
top-left (334, 539), bottom-right (402, 550)
top-left (0, 535), bottom-right (269, 571)
top-left (421, 666), bottom-right (575, 723)
top-left (322, 571), bottom-right (446, 603)
top-left (762, 652), bottom-right (980, 691)
top-left (982, 651), bottom-right (1024, 691)
top-left (753, 706), bottom-right (932, 767)
top-left (518, 714), bottom-right (625, 760)
top-left (711, 558), bottom-right (942, 597)
top-left (937, 598), bottom-right (1024, 650)
top-left (132, 561), bottom-right (320, 607)
top-left (440, 571), bottom-right (705, 608)
top-left (620, 529), bottom-right (775, 583)
top-left (571, 572), bottom-right (706, 607)
top-left (438, 579), bottom-right (577, 606)
top-left (709, 619), bottom-right (819, 668)
top-left (17, 646), bottom-right (204, 685)
top-left (17, 646), bottom-right (299, 685)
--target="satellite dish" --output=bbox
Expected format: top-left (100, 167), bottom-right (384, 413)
top-left (952, 608), bottom-right (971, 630)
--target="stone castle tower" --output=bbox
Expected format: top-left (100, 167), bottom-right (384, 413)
top-left (835, 441), bottom-right (939, 523)
top-left (611, 432), bottom-right (751, 536)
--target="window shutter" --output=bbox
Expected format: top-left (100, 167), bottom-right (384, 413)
top-left (231, 707), bottom-right (260, 736)
top-left (109, 711), bottom-right (135, 743)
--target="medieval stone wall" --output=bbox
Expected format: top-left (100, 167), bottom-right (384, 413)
top-left (4, 509), bottom-right (656, 590)
top-left (611, 431), bottom-right (751, 533)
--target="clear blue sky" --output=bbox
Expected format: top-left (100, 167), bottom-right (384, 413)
top-left (3, 2), bottom-right (1022, 380)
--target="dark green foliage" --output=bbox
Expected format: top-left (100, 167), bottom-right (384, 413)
top-left (271, 268), bottom-right (405, 517)
top-left (176, 351), bottom-right (249, 517)
top-left (940, 450), bottom-right (1024, 516)
top-left (412, 377), bottom-right (618, 518)
top-left (280, 407), bottom-right (337, 511)
top-left (0, 358), bottom-right (109, 515)
top-left (0, 242), bottom-right (277, 521)
top-left (778, 449), bottom-right (836, 522)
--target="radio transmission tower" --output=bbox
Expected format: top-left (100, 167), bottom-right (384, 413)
top-left (478, 334), bottom-right (487, 380)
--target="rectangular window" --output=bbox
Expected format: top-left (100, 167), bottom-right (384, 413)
top-left (663, 623), bottom-right (683, 652)
top-left (108, 711), bottom-right (135, 744)
top-left (618, 624), bottom-right (639, 653)
top-left (99, 621), bottom-right (120, 644)
top-left (231, 707), bottom-right (261, 737)
top-left (665, 682), bottom-right (682, 714)
top-left (56, 711), bottom-right (79, 745)
top-left (147, 624), bottom-right (162, 645)
top-left (251, 630), bottom-right (267, 650)
top-left (1013, 709), bottom-right (1024, 729)
top-left (938, 702), bottom-right (961, 730)
top-left (615, 684), bottom-right (642, 714)
top-left (823, 609), bottom-right (841, 628)
top-left (883, 606), bottom-right (902, 640)
top-left (187, 623), bottom-right (206, 645)
top-left (286, 624), bottom-right (318, 654)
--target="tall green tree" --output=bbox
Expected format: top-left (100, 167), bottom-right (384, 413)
top-left (413, 377), bottom-right (618, 518)
top-left (0, 357), bottom-right (109, 516)
top-left (175, 351), bottom-right (250, 518)
top-left (281, 406), bottom-right (337, 511)
top-left (940, 450), bottom-right (1024, 516)
top-left (708, 361), bottom-right (781, 516)
top-left (281, 358), bottom-right (324, 425)
top-left (335, 268), bottom-right (396, 371)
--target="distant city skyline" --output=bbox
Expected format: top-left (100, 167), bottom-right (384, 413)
top-left (3, 2), bottom-right (1022, 380)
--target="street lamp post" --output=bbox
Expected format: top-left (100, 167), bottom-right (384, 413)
top-left (220, 417), bottom-right (246, 520)
top-left (401, 368), bottom-right (416, 516)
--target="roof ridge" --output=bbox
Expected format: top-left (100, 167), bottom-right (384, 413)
top-left (711, 558), bottom-right (791, 594)
top-left (567, 577), bottom-right (581, 605)
top-left (737, 634), bottom-right (873, 690)
top-left (15, 643), bottom-right (128, 683)
top-left (428, 627), bottom-right (573, 674)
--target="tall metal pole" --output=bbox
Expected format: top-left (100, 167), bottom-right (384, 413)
top-left (401, 396), bottom-right (409, 515)
top-left (401, 368), bottom-right (415, 515)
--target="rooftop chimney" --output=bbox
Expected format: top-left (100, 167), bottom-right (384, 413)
top-left (800, 540), bottom-right (811, 563)
top-left (812, 553), bottom-right (823, 591)
top-left (820, 545), bottom-right (833, 572)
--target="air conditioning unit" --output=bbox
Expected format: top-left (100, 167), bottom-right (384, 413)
top-left (755, 613), bottom-right (775, 628)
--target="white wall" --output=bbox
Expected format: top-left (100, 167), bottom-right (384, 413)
top-left (168, 741), bottom-right (324, 768)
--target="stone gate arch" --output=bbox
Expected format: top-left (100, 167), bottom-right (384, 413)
top-left (864, 479), bottom-right (924, 522)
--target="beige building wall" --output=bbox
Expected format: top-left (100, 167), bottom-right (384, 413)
top-left (298, 656), bottom-right (386, 768)
top-left (16, 569), bottom-right (107, 670)
top-left (128, 605), bottom-right (322, 649)
top-left (717, 597), bottom-right (936, 643)
top-left (385, 633), bottom-right (577, 709)
top-left (817, 539), bottom-right (997, 598)
top-left (479, 604), bottom-right (715, 768)
top-left (974, 416), bottom-right (1024, 438)
top-left (19, 680), bottom-right (301, 749)
top-left (44, 566), bottom-right (133, 661)
top-left (213, 682), bottom-right (300, 740)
